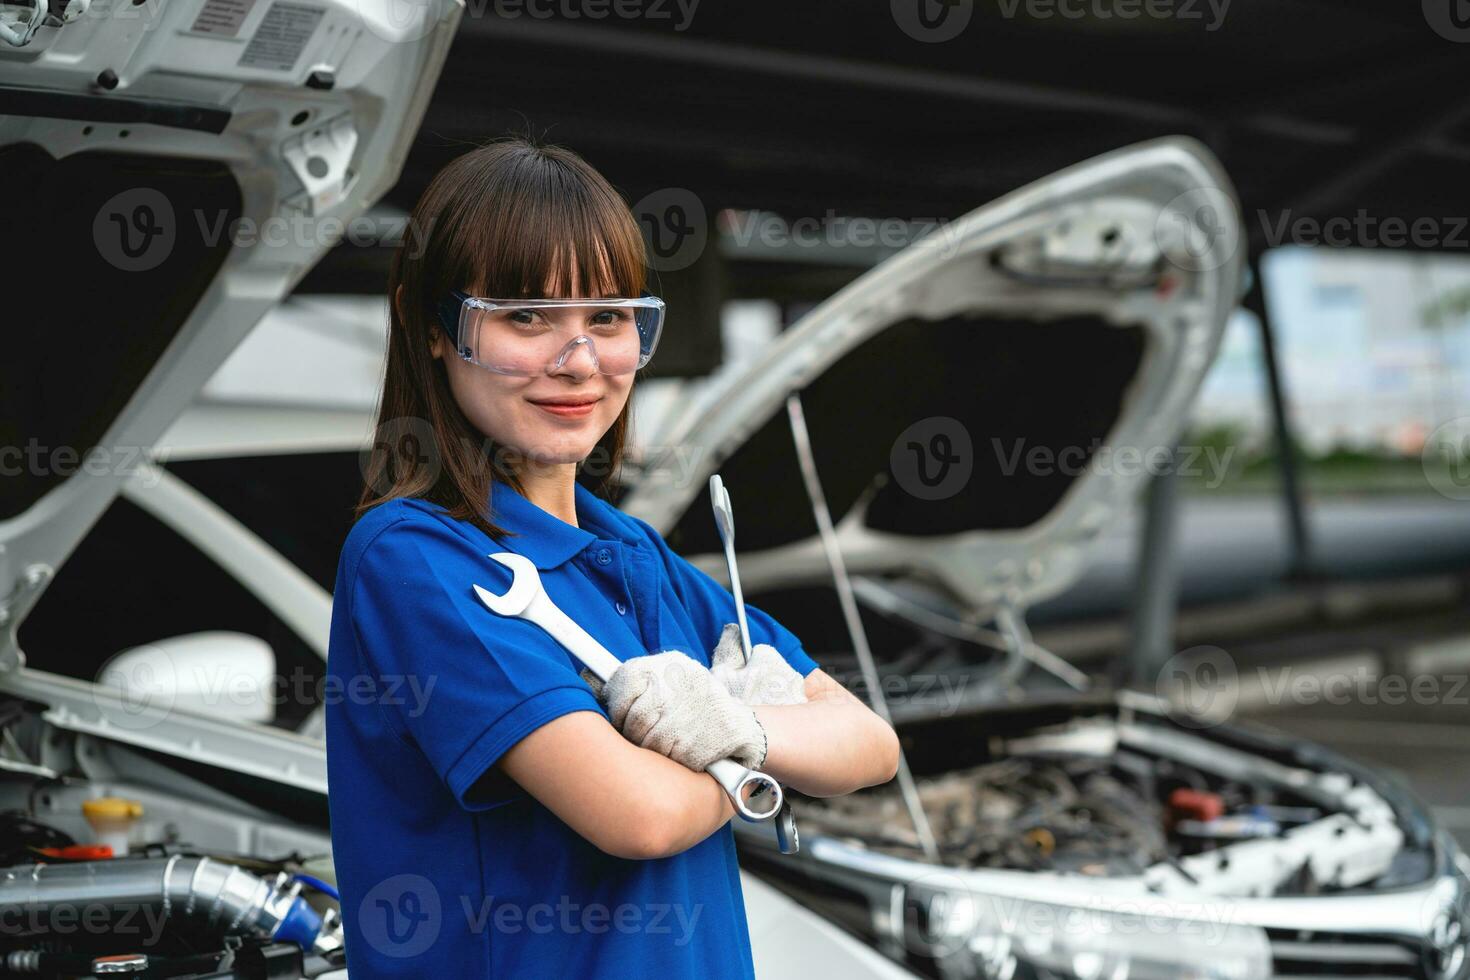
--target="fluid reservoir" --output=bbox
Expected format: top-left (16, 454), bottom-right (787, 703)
top-left (82, 797), bottom-right (143, 857)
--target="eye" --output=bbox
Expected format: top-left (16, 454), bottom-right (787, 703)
top-left (589, 309), bottom-right (630, 330)
top-left (502, 309), bottom-right (545, 328)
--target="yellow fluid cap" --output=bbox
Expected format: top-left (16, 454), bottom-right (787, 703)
top-left (82, 797), bottom-right (143, 820)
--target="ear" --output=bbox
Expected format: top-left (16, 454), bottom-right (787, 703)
top-left (401, 284), bottom-right (445, 360)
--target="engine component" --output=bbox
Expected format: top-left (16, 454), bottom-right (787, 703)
top-left (0, 856), bottom-right (343, 956)
top-left (82, 798), bottom-right (142, 858)
top-left (800, 756), bottom-right (1169, 875)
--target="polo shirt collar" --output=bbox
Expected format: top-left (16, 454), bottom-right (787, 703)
top-left (487, 478), bottom-right (600, 570)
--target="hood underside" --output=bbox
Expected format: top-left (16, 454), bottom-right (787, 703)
top-left (622, 138), bottom-right (1244, 615)
top-left (0, 0), bottom-right (461, 670)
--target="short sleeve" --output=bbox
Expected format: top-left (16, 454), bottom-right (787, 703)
top-left (628, 517), bottom-right (820, 678)
top-left (346, 516), bottom-right (604, 810)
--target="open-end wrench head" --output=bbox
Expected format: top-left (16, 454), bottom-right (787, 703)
top-left (709, 474), bottom-right (735, 545)
top-left (472, 552), bottom-right (541, 616)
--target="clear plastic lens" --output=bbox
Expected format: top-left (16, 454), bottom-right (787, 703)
top-left (456, 298), bottom-right (664, 377)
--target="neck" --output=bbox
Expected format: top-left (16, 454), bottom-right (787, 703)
top-left (515, 461), bottom-right (580, 527)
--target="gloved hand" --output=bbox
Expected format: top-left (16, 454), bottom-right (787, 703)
top-left (709, 623), bottom-right (809, 706)
top-left (582, 652), bottom-right (768, 772)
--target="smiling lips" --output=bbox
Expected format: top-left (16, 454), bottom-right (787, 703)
top-left (528, 396), bottom-right (601, 419)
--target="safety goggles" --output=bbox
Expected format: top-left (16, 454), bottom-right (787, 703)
top-left (434, 289), bottom-right (665, 377)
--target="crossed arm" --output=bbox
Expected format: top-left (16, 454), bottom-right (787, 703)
top-left (496, 668), bottom-right (899, 860)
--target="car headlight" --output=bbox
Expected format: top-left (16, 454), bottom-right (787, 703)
top-left (903, 878), bottom-right (1273, 980)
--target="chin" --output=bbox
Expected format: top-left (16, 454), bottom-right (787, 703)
top-left (512, 430), bottom-right (604, 466)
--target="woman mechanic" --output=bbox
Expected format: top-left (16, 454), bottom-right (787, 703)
top-left (325, 137), bottom-right (900, 978)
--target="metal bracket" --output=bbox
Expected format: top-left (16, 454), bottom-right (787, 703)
top-left (281, 113), bottom-right (359, 217)
top-left (0, 562), bottom-right (52, 673)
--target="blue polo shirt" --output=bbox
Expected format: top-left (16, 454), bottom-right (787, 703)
top-left (324, 478), bottom-right (819, 979)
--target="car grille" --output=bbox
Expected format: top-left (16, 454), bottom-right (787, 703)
top-left (1269, 930), bottom-right (1426, 980)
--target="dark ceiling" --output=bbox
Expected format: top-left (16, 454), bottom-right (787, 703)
top-left (301, 1), bottom-right (1466, 304)
top-left (389, 1), bottom-right (1466, 233)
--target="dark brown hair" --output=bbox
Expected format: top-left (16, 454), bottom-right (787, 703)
top-left (356, 137), bottom-right (647, 538)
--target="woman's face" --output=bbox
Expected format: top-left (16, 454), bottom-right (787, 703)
top-left (428, 266), bottom-right (634, 468)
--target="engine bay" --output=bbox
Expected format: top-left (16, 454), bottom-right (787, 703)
top-left (0, 699), bottom-right (343, 980)
top-left (796, 712), bottom-right (1413, 899)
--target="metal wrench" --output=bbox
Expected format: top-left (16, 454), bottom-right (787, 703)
top-left (710, 474), bottom-right (801, 854)
top-left (709, 474), bottom-right (752, 665)
top-left (472, 552), bottom-right (784, 823)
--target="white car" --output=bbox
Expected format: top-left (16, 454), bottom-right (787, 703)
top-left (0, 2), bottom-right (909, 976)
top-left (0, 2), bottom-right (1465, 977)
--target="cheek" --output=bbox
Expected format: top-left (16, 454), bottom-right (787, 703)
top-left (442, 359), bottom-right (527, 444)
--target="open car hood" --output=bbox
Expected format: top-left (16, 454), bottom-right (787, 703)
top-left (622, 138), bottom-right (1244, 617)
top-left (0, 0), bottom-right (459, 673)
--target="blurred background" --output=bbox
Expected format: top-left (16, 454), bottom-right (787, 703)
top-left (18, 1), bottom-right (1470, 846)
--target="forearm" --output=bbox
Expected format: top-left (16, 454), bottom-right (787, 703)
top-left (645, 752), bottom-right (737, 855)
top-left (753, 698), bottom-right (899, 797)
top-left (499, 711), bottom-right (734, 860)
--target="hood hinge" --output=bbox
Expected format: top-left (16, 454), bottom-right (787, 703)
top-left (0, 561), bottom-right (53, 673)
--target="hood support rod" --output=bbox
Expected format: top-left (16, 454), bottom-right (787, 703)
top-left (784, 394), bottom-right (940, 862)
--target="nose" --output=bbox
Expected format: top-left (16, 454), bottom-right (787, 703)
top-left (547, 335), bottom-right (600, 380)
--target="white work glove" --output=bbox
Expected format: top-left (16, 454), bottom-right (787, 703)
top-left (709, 623), bottom-right (809, 706)
top-left (582, 652), bottom-right (768, 772)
